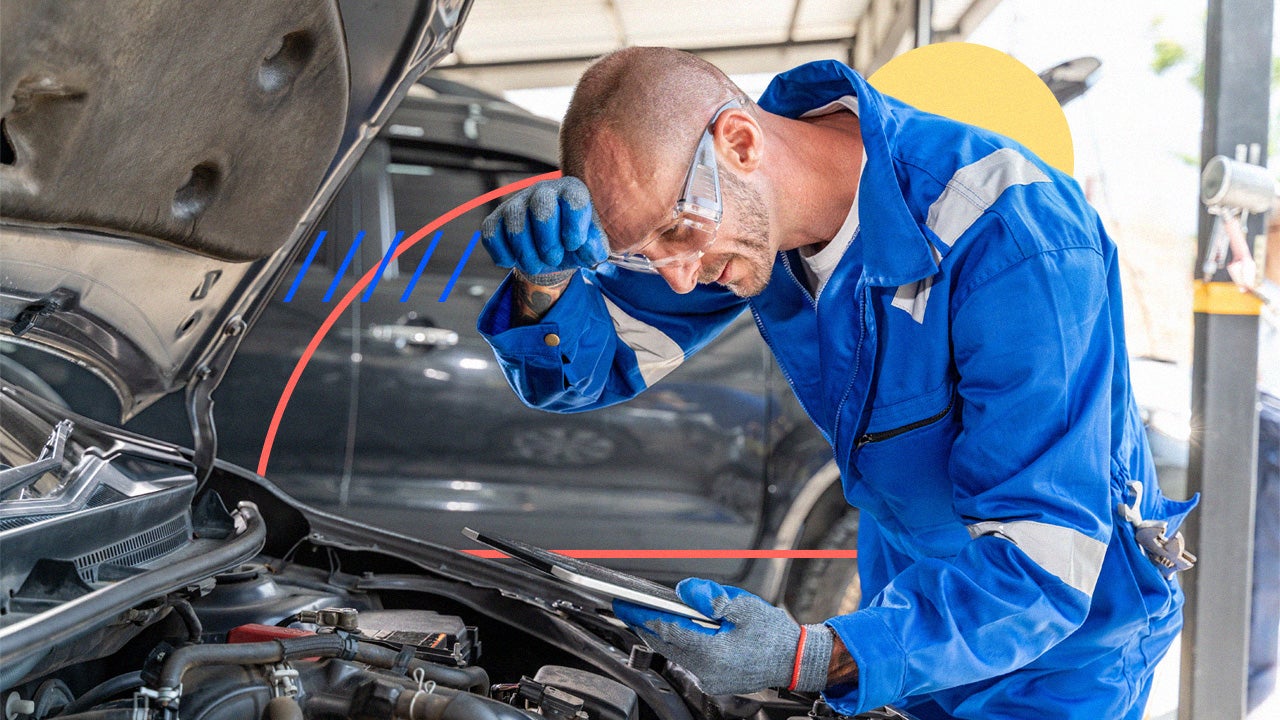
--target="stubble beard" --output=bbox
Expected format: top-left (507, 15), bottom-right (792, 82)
top-left (707, 171), bottom-right (774, 298)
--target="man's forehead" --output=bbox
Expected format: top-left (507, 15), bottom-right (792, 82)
top-left (581, 130), bottom-right (680, 247)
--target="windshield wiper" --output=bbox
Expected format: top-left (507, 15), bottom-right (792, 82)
top-left (0, 419), bottom-right (73, 496)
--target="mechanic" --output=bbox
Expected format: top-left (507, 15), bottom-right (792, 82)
top-left (475, 47), bottom-right (1195, 719)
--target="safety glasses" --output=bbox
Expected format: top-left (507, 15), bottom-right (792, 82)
top-left (607, 99), bottom-right (744, 274)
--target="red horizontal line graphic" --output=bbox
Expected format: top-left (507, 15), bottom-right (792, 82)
top-left (460, 549), bottom-right (857, 559)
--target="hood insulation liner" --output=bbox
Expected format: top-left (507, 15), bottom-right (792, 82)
top-left (0, 0), bottom-right (349, 261)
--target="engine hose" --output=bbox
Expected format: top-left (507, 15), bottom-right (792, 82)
top-left (155, 635), bottom-right (489, 700)
top-left (61, 671), bottom-right (145, 714)
top-left (169, 598), bottom-right (204, 642)
top-left (156, 636), bottom-right (333, 690)
top-left (353, 641), bottom-right (490, 695)
top-left (42, 711), bottom-right (135, 720)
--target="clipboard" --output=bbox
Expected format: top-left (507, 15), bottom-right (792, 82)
top-left (462, 527), bottom-right (720, 629)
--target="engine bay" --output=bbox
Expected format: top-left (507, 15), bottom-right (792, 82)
top-left (3, 554), bottom-right (653, 720)
top-left (0, 397), bottom-right (743, 720)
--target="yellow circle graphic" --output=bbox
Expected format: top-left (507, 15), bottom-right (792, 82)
top-left (869, 42), bottom-right (1074, 175)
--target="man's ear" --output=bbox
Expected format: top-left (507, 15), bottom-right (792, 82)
top-left (715, 108), bottom-right (763, 173)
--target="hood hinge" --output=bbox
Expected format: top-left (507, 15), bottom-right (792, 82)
top-left (186, 315), bottom-right (247, 488)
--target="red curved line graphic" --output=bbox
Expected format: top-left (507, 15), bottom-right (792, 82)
top-left (257, 170), bottom-right (563, 476)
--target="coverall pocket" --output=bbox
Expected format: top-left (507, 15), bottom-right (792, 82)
top-left (1158, 493), bottom-right (1198, 537)
top-left (1116, 487), bottom-right (1197, 621)
top-left (852, 393), bottom-right (969, 558)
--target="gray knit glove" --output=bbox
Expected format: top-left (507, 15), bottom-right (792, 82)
top-left (612, 578), bottom-right (833, 695)
top-left (480, 176), bottom-right (608, 282)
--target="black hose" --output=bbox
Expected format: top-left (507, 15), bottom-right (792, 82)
top-left (60, 671), bottom-right (144, 715)
top-left (169, 598), bottom-right (203, 642)
top-left (301, 695), bottom-right (349, 716)
top-left (157, 635), bottom-right (344, 689)
top-left (156, 634), bottom-right (489, 698)
top-left (156, 642), bottom-right (284, 689)
top-left (396, 686), bottom-right (537, 720)
top-left (354, 641), bottom-right (490, 695)
top-left (46, 710), bottom-right (135, 720)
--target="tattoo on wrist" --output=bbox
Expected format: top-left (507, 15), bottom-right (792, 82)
top-left (524, 287), bottom-right (556, 314)
top-left (513, 273), bottom-right (571, 325)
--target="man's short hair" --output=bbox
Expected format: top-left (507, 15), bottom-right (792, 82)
top-left (560, 47), bottom-right (750, 181)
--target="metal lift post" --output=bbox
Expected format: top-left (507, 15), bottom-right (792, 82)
top-left (1179, 0), bottom-right (1273, 717)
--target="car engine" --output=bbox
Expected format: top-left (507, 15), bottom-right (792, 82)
top-left (3, 562), bottom-right (648, 720)
top-left (5, 558), bottom-right (654, 720)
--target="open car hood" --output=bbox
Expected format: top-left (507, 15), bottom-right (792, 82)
top-left (0, 0), bottom-right (472, 423)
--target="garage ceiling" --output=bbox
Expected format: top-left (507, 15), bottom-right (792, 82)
top-left (435, 0), bottom-right (1004, 92)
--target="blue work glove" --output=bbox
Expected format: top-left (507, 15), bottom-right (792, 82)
top-left (612, 578), bottom-right (833, 695)
top-left (480, 176), bottom-right (609, 284)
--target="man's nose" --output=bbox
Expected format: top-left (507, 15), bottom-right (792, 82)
top-left (655, 258), bottom-right (700, 294)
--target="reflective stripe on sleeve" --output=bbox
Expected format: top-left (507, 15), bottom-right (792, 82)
top-left (926, 147), bottom-right (1050, 247)
top-left (967, 520), bottom-right (1107, 597)
top-left (600, 296), bottom-right (685, 387)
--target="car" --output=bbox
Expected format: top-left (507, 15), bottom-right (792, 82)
top-left (1, 2), bottom-right (903, 718)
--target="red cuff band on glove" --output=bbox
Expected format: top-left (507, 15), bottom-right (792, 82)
top-left (788, 625), bottom-right (807, 691)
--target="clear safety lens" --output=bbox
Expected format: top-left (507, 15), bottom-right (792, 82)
top-left (607, 215), bottom-right (717, 274)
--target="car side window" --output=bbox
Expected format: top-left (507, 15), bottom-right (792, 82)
top-left (386, 145), bottom-right (548, 284)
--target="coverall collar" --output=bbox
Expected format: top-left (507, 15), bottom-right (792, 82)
top-left (758, 60), bottom-right (939, 288)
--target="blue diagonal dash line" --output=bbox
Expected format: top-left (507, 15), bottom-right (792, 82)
top-left (323, 231), bottom-right (365, 303)
top-left (400, 231), bottom-right (442, 302)
top-left (283, 231), bottom-right (326, 302)
top-left (438, 230), bottom-right (481, 303)
top-left (362, 231), bottom-right (404, 302)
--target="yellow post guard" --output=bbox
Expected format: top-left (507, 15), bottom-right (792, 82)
top-left (1193, 280), bottom-right (1264, 315)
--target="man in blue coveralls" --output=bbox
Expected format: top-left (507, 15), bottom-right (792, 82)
top-left (475, 47), bottom-right (1196, 719)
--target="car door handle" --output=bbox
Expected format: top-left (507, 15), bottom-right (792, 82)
top-left (367, 323), bottom-right (459, 348)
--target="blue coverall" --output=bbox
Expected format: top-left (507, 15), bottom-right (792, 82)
top-left (477, 60), bottom-right (1195, 719)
